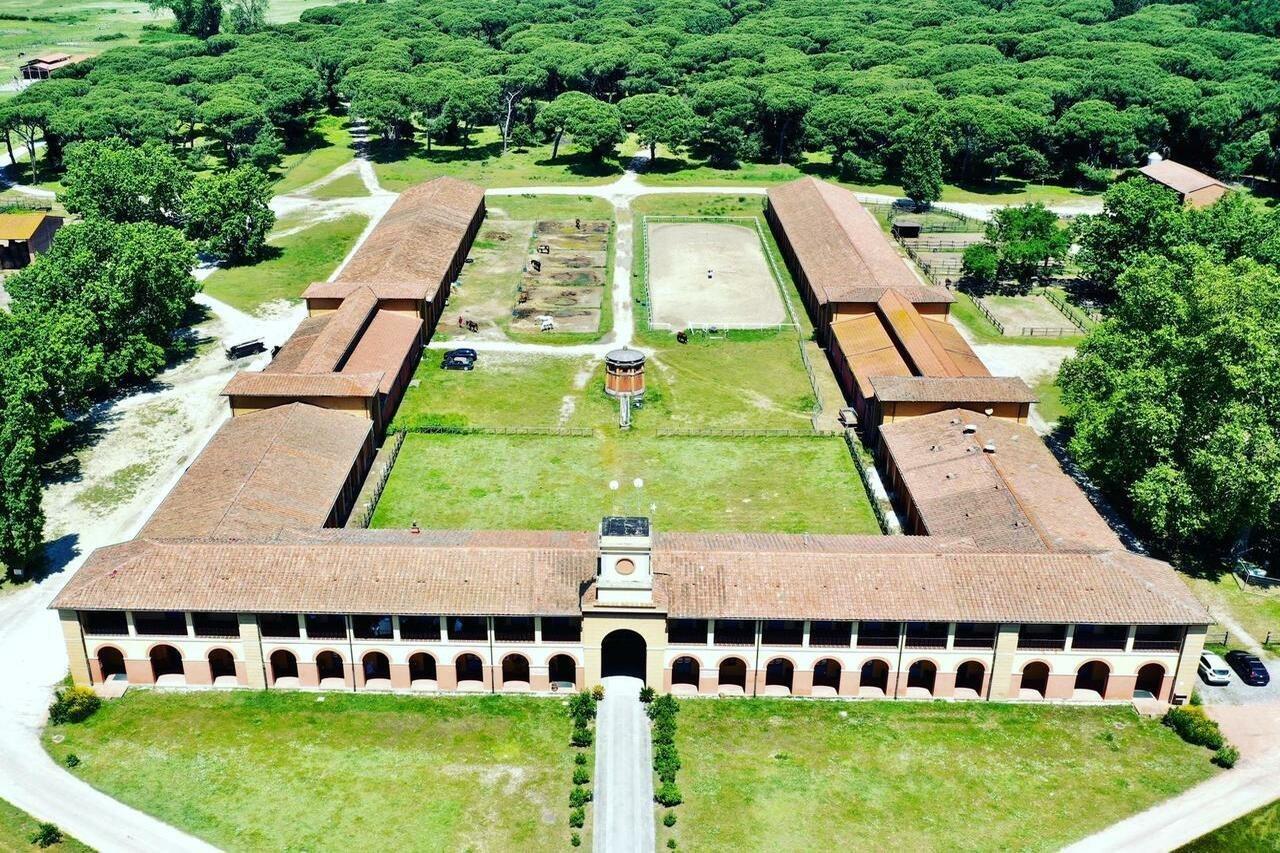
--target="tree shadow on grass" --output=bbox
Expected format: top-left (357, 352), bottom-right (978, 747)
top-left (533, 152), bottom-right (622, 178)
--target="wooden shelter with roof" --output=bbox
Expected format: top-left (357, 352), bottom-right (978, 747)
top-left (0, 212), bottom-right (63, 269)
top-left (1138, 158), bottom-right (1230, 208)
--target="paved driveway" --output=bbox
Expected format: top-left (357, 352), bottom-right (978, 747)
top-left (593, 676), bottom-right (654, 853)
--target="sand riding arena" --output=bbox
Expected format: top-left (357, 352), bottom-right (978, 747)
top-left (645, 220), bottom-right (788, 330)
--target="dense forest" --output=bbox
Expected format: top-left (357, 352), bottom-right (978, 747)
top-left (2, 0), bottom-right (1279, 190)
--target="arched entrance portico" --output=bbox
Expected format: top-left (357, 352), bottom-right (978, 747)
top-left (601, 629), bottom-right (646, 682)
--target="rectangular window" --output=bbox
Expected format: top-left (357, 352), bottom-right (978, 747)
top-left (954, 622), bottom-right (997, 649)
top-left (857, 621), bottom-right (901, 647)
top-left (258, 613), bottom-right (301, 639)
top-left (1017, 624), bottom-right (1067, 650)
top-left (398, 615), bottom-right (440, 641)
top-left (80, 610), bottom-right (128, 636)
top-left (761, 620), bottom-right (804, 646)
top-left (494, 617), bottom-right (535, 643)
top-left (132, 611), bottom-right (187, 636)
top-left (905, 622), bottom-right (949, 648)
top-left (541, 617), bottom-right (581, 643)
top-left (713, 619), bottom-right (756, 646)
top-left (1133, 625), bottom-right (1184, 651)
top-left (447, 616), bottom-right (488, 641)
top-left (305, 614), bottom-right (347, 640)
top-left (1072, 624), bottom-right (1129, 650)
top-left (351, 615), bottom-right (393, 640)
top-left (191, 612), bottom-right (239, 639)
top-left (667, 619), bottom-right (708, 644)
top-left (809, 620), bottom-right (852, 647)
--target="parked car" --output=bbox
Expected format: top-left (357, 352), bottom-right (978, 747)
top-left (444, 348), bottom-right (477, 362)
top-left (1225, 650), bottom-right (1271, 686)
top-left (442, 354), bottom-right (475, 371)
top-left (1198, 651), bottom-right (1232, 685)
top-left (224, 338), bottom-right (266, 359)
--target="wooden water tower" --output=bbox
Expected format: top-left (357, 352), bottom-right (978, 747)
top-left (604, 348), bottom-right (645, 399)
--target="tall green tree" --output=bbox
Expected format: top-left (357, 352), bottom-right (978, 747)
top-left (1073, 177), bottom-right (1189, 293)
top-left (61, 139), bottom-right (191, 226)
top-left (900, 118), bottom-right (946, 210)
top-left (149, 0), bottom-right (221, 37)
top-left (535, 92), bottom-right (624, 160)
top-left (226, 0), bottom-right (268, 34)
top-left (618, 94), bottom-right (698, 162)
top-left (982, 203), bottom-right (1070, 288)
top-left (183, 165), bottom-right (275, 262)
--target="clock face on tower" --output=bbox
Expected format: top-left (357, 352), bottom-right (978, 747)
top-left (615, 558), bottom-right (635, 576)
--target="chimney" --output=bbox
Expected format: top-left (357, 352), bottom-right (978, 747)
top-left (1147, 151), bottom-right (1163, 166)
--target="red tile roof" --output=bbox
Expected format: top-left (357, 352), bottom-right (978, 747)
top-left (139, 404), bottom-right (372, 540)
top-left (1138, 160), bottom-right (1226, 195)
top-left (341, 310), bottom-right (423, 394)
top-left (870, 376), bottom-right (1036, 404)
top-left (222, 371), bottom-right (382, 399)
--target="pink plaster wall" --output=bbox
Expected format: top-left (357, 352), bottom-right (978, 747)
top-left (390, 664), bottom-right (411, 689)
top-left (125, 659), bottom-right (153, 684)
top-left (297, 662), bottom-right (319, 687)
top-left (185, 661), bottom-right (213, 686)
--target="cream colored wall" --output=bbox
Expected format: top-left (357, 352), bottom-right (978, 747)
top-left (1172, 625), bottom-right (1207, 700)
top-left (230, 396), bottom-right (372, 419)
top-left (305, 298), bottom-right (343, 316)
top-left (60, 610), bottom-right (91, 687)
top-left (882, 400), bottom-right (1026, 423)
top-left (582, 612), bottom-right (668, 689)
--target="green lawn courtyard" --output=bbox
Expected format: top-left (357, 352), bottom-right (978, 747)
top-left (0, 797), bottom-right (89, 853)
top-left (43, 692), bottom-right (577, 853)
top-left (669, 700), bottom-right (1218, 852)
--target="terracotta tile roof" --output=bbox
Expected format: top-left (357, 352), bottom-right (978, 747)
top-left (870, 376), bottom-right (1036, 404)
top-left (658, 549), bottom-right (1209, 625)
top-left (879, 409), bottom-right (1123, 552)
top-left (295, 286), bottom-right (378, 374)
top-left (335, 176), bottom-right (484, 288)
top-left (139, 404), bottom-right (372, 540)
top-left (265, 315), bottom-right (331, 373)
top-left (340, 309), bottom-right (423, 393)
top-left (53, 537), bottom-right (594, 616)
top-left (1139, 160), bottom-right (1226, 195)
top-left (221, 371), bottom-right (382, 399)
top-left (302, 280), bottom-right (442, 302)
top-left (921, 317), bottom-right (989, 376)
top-left (0, 213), bottom-right (48, 240)
top-left (830, 313), bottom-right (912, 399)
top-left (766, 177), bottom-right (953, 305)
top-left (877, 289), bottom-right (975, 377)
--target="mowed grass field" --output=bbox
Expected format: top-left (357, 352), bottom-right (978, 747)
top-left (670, 700), bottom-right (1217, 852)
top-left (0, 797), bottom-right (90, 852)
top-left (43, 691), bottom-right (577, 853)
top-left (201, 213), bottom-right (368, 314)
top-left (1180, 799), bottom-right (1280, 852)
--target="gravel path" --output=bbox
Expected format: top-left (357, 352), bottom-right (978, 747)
top-left (593, 676), bottom-right (655, 853)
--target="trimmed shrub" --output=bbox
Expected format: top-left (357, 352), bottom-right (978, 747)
top-left (570, 786), bottom-right (592, 807)
top-left (654, 743), bottom-right (680, 771)
top-left (573, 767), bottom-right (590, 785)
top-left (569, 692), bottom-right (596, 725)
top-left (592, 684), bottom-right (605, 701)
top-left (663, 811), bottom-right (677, 827)
top-left (647, 694), bottom-right (679, 721)
top-left (30, 823), bottom-right (63, 848)
top-left (571, 832), bottom-right (582, 847)
top-left (1213, 745), bottom-right (1240, 768)
top-left (1164, 707), bottom-right (1225, 750)
top-left (1189, 689), bottom-right (1203, 707)
top-left (655, 781), bottom-right (683, 807)
top-left (569, 807), bottom-right (585, 829)
top-left (574, 752), bottom-right (588, 766)
top-left (64, 753), bottom-right (81, 769)
top-left (667, 839), bottom-right (678, 849)
top-left (639, 685), bottom-right (656, 703)
top-left (571, 725), bottom-right (594, 748)
top-left (48, 686), bottom-right (101, 725)
top-left (652, 716), bottom-right (677, 744)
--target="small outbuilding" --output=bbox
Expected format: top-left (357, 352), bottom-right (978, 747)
top-left (0, 212), bottom-right (63, 269)
top-left (604, 347), bottom-right (645, 399)
top-left (1138, 158), bottom-right (1230, 208)
top-left (19, 53), bottom-right (86, 81)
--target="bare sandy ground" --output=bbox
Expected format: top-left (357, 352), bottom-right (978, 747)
top-left (647, 221), bottom-right (785, 329)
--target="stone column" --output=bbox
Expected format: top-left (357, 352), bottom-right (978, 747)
top-left (59, 610), bottom-right (91, 687)
top-left (986, 624), bottom-right (1019, 700)
top-left (1171, 625), bottom-right (1207, 703)
top-left (238, 613), bottom-right (267, 689)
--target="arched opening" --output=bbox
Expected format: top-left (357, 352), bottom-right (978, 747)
top-left (718, 657), bottom-right (747, 694)
top-left (1074, 660), bottom-right (1110, 698)
top-left (906, 660), bottom-right (937, 695)
top-left (548, 654), bottom-right (577, 689)
top-left (206, 649), bottom-right (235, 683)
top-left (1135, 663), bottom-right (1165, 699)
top-left (812, 658), bottom-right (841, 695)
top-left (671, 656), bottom-right (700, 692)
top-left (955, 660), bottom-right (985, 696)
top-left (316, 650), bottom-right (345, 684)
top-left (1020, 662), bottom-right (1049, 698)
top-left (97, 647), bottom-right (125, 681)
top-left (269, 650), bottom-right (298, 684)
top-left (362, 651), bottom-right (391, 685)
top-left (859, 659), bottom-right (889, 694)
top-left (149, 645), bottom-right (184, 682)
top-left (764, 658), bottom-right (794, 695)
top-left (601, 629), bottom-right (647, 681)
top-left (409, 652), bottom-right (437, 687)
top-left (455, 653), bottom-right (485, 688)
top-left (501, 654), bottom-right (530, 690)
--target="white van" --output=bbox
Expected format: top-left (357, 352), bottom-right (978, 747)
top-left (1198, 652), bottom-right (1231, 685)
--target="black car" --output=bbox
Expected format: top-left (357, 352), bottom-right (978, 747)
top-left (441, 354), bottom-right (475, 371)
top-left (1225, 650), bottom-right (1271, 686)
top-left (445, 348), bottom-right (478, 362)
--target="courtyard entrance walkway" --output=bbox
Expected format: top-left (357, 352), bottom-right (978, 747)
top-left (594, 675), bottom-right (655, 853)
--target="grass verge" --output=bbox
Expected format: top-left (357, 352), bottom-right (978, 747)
top-left (675, 699), bottom-right (1217, 851)
top-left (43, 691), bottom-right (576, 853)
top-left (201, 213), bottom-right (368, 314)
top-left (0, 797), bottom-right (91, 852)
top-left (271, 114), bottom-right (355, 194)
top-left (1179, 799), bottom-right (1280, 852)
